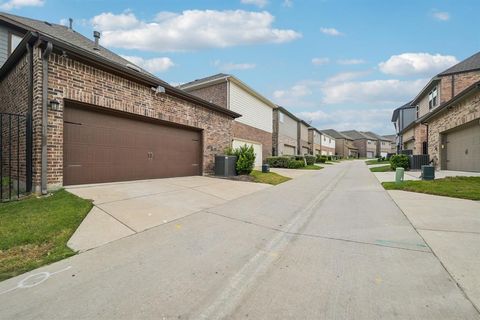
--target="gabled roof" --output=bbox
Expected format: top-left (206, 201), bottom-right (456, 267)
top-left (179, 73), bottom-right (276, 109)
top-left (321, 129), bottom-right (353, 140)
top-left (363, 131), bottom-right (391, 141)
top-left (341, 130), bottom-right (377, 141)
top-left (382, 134), bottom-right (396, 143)
top-left (0, 12), bottom-right (241, 119)
top-left (318, 130), bottom-right (335, 139)
top-left (438, 51), bottom-right (480, 76)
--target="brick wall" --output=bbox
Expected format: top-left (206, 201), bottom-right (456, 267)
top-left (43, 52), bottom-right (233, 189)
top-left (440, 71), bottom-right (480, 103)
top-left (187, 82), bottom-right (228, 109)
top-left (232, 121), bottom-right (272, 160)
top-left (413, 123), bottom-right (427, 155)
top-left (0, 52), bottom-right (29, 195)
top-left (428, 91), bottom-right (480, 169)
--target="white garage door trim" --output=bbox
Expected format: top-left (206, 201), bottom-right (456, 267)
top-left (232, 138), bottom-right (263, 168)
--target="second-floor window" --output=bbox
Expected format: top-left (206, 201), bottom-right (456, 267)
top-left (416, 105), bottom-right (419, 118)
top-left (8, 32), bottom-right (23, 55)
top-left (429, 87), bottom-right (438, 110)
top-left (279, 112), bottom-right (284, 123)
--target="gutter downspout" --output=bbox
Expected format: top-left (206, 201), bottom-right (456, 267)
top-left (26, 42), bottom-right (34, 193)
top-left (41, 41), bottom-right (52, 195)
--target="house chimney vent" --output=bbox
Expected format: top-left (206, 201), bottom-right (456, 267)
top-left (69, 18), bottom-right (73, 30)
top-left (93, 31), bottom-right (101, 50)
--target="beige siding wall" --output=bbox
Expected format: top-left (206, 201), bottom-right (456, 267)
top-left (229, 81), bottom-right (272, 133)
top-left (279, 112), bottom-right (297, 139)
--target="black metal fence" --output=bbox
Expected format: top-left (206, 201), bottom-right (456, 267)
top-left (410, 154), bottom-right (430, 170)
top-left (1, 112), bottom-right (31, 201)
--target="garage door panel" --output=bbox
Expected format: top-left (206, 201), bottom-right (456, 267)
top-left (232, 139), bottom-right (262, 167)
top-left (445, 123), bottom-right (480, 172)
top-left (64, 104), bottom-right (202, 185)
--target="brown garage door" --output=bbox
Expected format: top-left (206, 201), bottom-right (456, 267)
top-left (63, 103), bottom-right (202, 185)
top-left (444, 121), bottom-right (480, 172)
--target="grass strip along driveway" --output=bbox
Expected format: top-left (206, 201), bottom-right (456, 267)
top-left (383, 176), bottom-right (480, 200)
top-left (250, 170), bottom-right (291, 185)
top-left (0, 190), bottom-right (92, 281)
top-left (370, 165), bottom-right (393, 172)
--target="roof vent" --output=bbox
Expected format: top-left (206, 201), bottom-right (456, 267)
top-left (68, 18), bottom-right (73, 30)
top-left (126, 63), bottom-right (141, 72)
top-left (44, 21), bottom-right (52, 26)
top-left (93, 31), bottom-right (100, 50)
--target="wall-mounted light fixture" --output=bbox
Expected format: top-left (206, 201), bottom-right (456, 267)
top-left (49, 100), bottom-right (60, 111)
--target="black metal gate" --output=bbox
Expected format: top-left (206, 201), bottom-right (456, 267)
top-left (1, 112), bottom-right (32, 201)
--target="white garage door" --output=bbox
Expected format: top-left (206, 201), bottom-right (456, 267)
top-left (233, 139), bottom-right (263, 168)
top-left (367, 151), bottom-right (374, 158)
top-left (445, 122), bottom-right (480, 172)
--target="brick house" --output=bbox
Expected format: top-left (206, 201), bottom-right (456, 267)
top-left (322, 129), bottom-right (358, 158)
top-left (364, 131), bottom-right (393, 157)
top-left (382, 134), bottom-right (397, 154)
top-left (391, 101), bottom-right (416, 153)
top-left (341, 130), bottom-right (377, 158)
top-left (0, 13), bottom-right (240, 193)
top-left (392, 51), bottom-right (480, 171)
top-left (272, 106), bottom-right (299, 156)
top-left (179, 74), bottom-right (275, 167)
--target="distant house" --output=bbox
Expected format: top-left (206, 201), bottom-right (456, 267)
top-left (341, 130), bottom-right (377, 158)
top-left (364, 131), bottom-right (393, 157)
top-left (382, 135), bottom-right (397, 154)
top-left (179, 74), bottom-right (276, 167)
top-left (272, 106), bottom-right (299, 156)
top-left (298, 120), bottom-right (311, 155)
top-left (308, 127), bottom-right (322, 156)
top-left (322, 129), bottom-right (358, 158)
top-left (319, 131), bottom-right (336, 156)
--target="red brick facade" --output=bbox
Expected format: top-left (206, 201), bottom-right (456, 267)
top-left (232, 121), bottom-right (272, 161)
top-left (440, 71), bottom-right (480, 103)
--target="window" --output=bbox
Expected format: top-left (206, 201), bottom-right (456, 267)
top-left (279, 112), bottom-right (284, 123)
top-left (428, 87), bottom-right (438, 110)
top-left (367, 140), bottom-right (371, 144)
top-left (8, 32), bottom-right (23, 55)
top-left (416, 105), bottom-right (419, 118)
top-left (329, 138), bottom-right (331, 143)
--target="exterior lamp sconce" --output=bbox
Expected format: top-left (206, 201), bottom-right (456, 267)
top-left (441, 144), bottom-right (445, 149)
top-left (49, 100), bottom-right (61, 111)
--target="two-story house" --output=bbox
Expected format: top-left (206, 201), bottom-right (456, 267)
top-left (319, 131), bottom-right (336, 156)
top-left (392, 51), bottom-right (480, 172)
top-left (382, 135), bottom-right (397, 154)
top-left (0, 13), bottom-right (240, 194)
top-left (364, 131), bottom-right (393, 157)
top-left (298, 120), bottom-right (311, 155)
top-left (272, 106), bottom-right (299, 156)
top-left (341, 130), bottom-right (377, 158)
top-left (322, 129), bottom-right (358, 158)
top-left (179, 74), bottom-right (276, 167)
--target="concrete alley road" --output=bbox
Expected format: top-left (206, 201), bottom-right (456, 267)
top-left (0, 161), bottom-right (478, 319)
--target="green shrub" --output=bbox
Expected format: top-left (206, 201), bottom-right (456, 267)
top-left (224, 146), bottom-right (235, 156)
top-left (390, 154), bottom-right (410, 170)
top-left (266, 156), bottom-right (290, 168)
top-left (287, 159), bottom-right (306, 169)
top-left (327, 156), bottom-right (332, 161)
top-left (233, 144), bottom-right (256, 175)
top-left (304, 155), bottom-right (316, 165)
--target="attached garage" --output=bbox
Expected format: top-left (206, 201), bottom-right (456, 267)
top-left (63, 103), bottom-right (203, 185)
top-left (367, 151), bottom-right (374, 158)
top-left (232, 139), bottom-right (262, 167)
top-left (442, 121), bottom-right (480, 172)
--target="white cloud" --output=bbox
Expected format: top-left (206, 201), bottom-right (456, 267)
top-left (337, 58), bottom-right (365, 65)
top-left (213, 60), bottom-right (256, 71)
top-left (273, 84), bottom-right (311, 99)
top-left (325, 71), bottom-right (370, 83)
top-left (92, 10), bottom-right (301, 52)
top-left (379, 53), bottom-right (458, 76)
top-left (0, 0), bottom-right (44, 10)
top-left (120, 55), bottom-right (175, 73)
top-left (282, 0), bottom-right (293, 7)
top-left (432, 11), bottom-right (450, 21)
top-left (241, 0), bottom-right (268, 8)
top-left (320, 27), bottom-right (344, 36)
top-left (321, 78), bottom-right (428, 105)
top-left (312, 57), bottom-right (330, 66)
top-left (297, 108), bottom-right (395, 134)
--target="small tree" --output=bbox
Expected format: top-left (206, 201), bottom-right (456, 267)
top-left (234, 144), bottom-right (256, 175)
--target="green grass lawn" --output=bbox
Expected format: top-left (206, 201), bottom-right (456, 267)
top-left (382, 177), bottom-right (480, 200)
top-left (301, 164), bottom-right (323, 170)
top-left (370, 165), bottom-right (393, 172)
top-left (365, 159), bottom-right (390, 165)
top-left (250, 170), bottom-right (291, 185)
top-left (0, 189), bottom-right (93, 281)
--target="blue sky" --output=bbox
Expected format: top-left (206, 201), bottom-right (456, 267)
top-left (2, 0), bottom-right (479, 134)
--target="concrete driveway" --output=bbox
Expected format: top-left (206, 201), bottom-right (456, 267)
top-left (67, 176), bottom-right (271, 252)
top-left (1, 160), bottom-right (478, 319)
